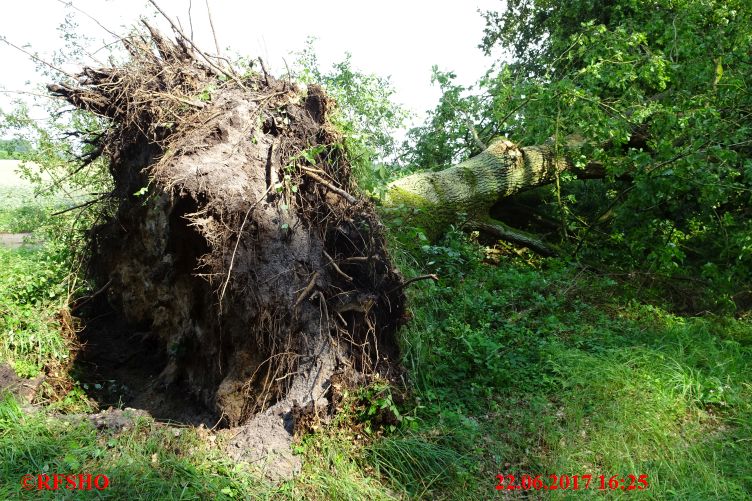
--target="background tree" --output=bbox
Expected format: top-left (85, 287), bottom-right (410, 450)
top-left (398, 0), bottom-right (752, 309)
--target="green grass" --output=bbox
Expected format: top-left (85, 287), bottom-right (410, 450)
top-left (0, 216), bottom-right (750, 499)
top-left (0, 393), bottom-right (412, 500)
top-left (387, 233), bottom-right (752, 499)
top-left (0, 394), bottom-right (273, 500)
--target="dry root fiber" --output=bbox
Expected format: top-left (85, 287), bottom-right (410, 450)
top-left (50, 25), bottom-right (406, 437)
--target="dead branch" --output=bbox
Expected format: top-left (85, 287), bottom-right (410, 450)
top-left (205, 0), bottom-right (221, 58)
top-left (51, 195), bottom-right (108, 216)
top-left (187, 0), bottom-right (194, 41)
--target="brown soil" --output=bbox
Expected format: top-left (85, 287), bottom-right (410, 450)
top-left (0, 362), bottom-right (43, 403)
top-left (73, 308), bottom-right (221, 427)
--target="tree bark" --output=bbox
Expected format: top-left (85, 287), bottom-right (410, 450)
top-left (382, 137), bottom-right (594, 254)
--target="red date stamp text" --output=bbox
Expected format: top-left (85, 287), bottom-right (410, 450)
top-left (495, 473), bottom-right (649, 491)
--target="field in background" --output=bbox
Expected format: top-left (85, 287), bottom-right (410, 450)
top-left (0, 160), bottom-right (65, 235)
top-left (0, 160), bottom-right (46, 187)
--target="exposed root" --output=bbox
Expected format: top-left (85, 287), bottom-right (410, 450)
top-left (50, 26), bottom-right (406, 433)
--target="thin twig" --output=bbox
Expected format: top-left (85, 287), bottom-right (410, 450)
top-left (0, 90), bottom-right (58, 100)
top-left (52, 195), bottom-right (107, 216)
top-left (71, 279), bottom-right (112, 310)
top-left (205, 0), bottom-right (221, 58)
top-left (498, 96), bottom-right (533, 127)
top-left (187, 0), bottom-right (194, 41)
top-left (56, 0), bottom-right (120, 40)
top-left (465, 114), bottom-right (487, 150)
top-left (282, 57), bottom-right (292, 88)
top-left (258, 57), bottom-right (270, 85)
top-left (219, 185), bottom-right (272, 303)
top-left (303, 170), bottom-right (356, 204)
top-left (0, 36), bottom-right (75, 79)
top-left (323, 250), bottom-right (353, 282)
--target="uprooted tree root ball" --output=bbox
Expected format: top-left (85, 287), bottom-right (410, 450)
top-left (50, 25), bottom-right (406, 445)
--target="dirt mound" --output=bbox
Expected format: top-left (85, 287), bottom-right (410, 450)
top-left (0, 362), bottom-right (44, 404)
top-left (51, 25), bottom-right (405, 450)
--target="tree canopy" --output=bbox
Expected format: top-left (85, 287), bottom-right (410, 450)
top-left (403, 0), bottom-right (752, 308)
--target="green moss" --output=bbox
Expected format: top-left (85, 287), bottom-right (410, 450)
top-left (457, 165), bottom-right (479, 192)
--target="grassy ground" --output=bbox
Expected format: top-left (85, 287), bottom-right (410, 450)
top-left (0, 204), bottom-right (750, 499)
top-left (394, 240), bottom-right (752, 499)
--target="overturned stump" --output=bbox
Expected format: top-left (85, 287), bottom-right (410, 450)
top-left (51, 27), bottom-right (405, 434)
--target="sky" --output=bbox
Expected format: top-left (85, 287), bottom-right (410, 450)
top-left (0, 0), bottom-right (505, 134)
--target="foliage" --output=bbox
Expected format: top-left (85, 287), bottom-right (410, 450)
top-left (0, 245), bottom-right (70, 378)
top-left (402, 0), bottom-right (752, 306)
top-left (294, 39), bottom-right (409, 191)
top-left (401, 67), bottom-right (498, 171)
top-left (0, 138), bottom-right (32, 159)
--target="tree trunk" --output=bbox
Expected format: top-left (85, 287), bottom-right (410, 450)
top-left (383, 137), bottom-right (600, 254)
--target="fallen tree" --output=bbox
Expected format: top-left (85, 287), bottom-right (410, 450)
top-left (48, 25), bottom-right (594, 441)
top-left (383, 137), bottom-right (587, 255)
top-left (50, 26), bottom-right (407, 442)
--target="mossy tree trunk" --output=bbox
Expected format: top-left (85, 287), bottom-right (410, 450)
top-left (383, 137), bottom-right (601, 255)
